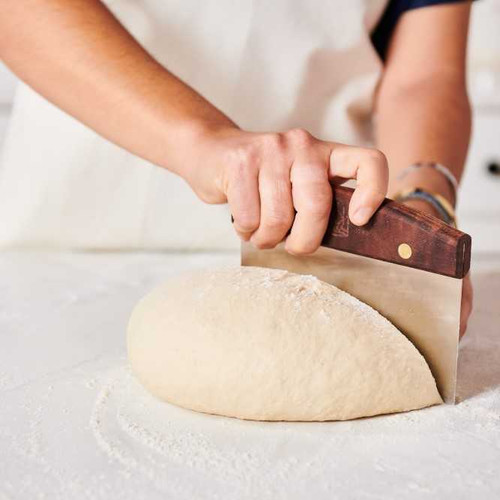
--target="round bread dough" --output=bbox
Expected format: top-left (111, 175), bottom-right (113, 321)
top-left (127, 266), bottom-right (442, 421)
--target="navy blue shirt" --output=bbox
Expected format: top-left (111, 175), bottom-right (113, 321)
top-left (372, 0), bottom-right (471, 60)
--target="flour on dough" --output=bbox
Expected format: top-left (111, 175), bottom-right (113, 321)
top-left (127, 267), bottom-right (442, 421)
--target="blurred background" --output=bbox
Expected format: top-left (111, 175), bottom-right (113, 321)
top-left (0, 0), bottom-right (498, 253)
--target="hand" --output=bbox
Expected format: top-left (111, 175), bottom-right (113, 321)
top-left (398, 199), bottom-right (473, 338)
top-left (185, 126), bottom-right (388, 255)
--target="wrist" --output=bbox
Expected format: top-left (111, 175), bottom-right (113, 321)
top-left (159, 117), bottom-right (237, 171)
top-left (170, 119), bottom-right (241, 204)
top-left (389, 165), bottom-right (457, 207)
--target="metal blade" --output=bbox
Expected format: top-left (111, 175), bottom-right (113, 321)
top-left (241, 242), bottom-right (462, 404)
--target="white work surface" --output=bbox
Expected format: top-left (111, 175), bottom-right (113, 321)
top-left (0, 251), bottom-right (499, 500)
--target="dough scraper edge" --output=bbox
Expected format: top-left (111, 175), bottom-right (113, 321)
top-left (241, 185), bottom-right (471, 404)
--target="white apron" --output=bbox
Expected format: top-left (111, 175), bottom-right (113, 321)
top-left (0, 0), bottom-right (388, 249)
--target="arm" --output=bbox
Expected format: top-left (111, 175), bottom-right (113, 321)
top-left (375, 1), bottom-right (472, 206)
top-left (0, 0), bottom-right (235, 183)
top-left (0, 0), bottom-right (389, 255)
top-left (375, 1), bottom-right (473, 336)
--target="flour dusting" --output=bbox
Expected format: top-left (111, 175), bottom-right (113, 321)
top-left (1, 254), bottom-right (499, 500)
top-left (83, 354), bottom-right (500, 500)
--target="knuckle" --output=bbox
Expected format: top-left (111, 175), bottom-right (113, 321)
top-left (252, 237), bottom-right (278, 250)
top-left (366, 148), bottom-right (388, 166)
top-left (261, 132), bottom-right (286, 154)
top-left (287, 241), bottom-right (318, 256)
top-left (330, 146), bottom-right (347, 163)
top-left (300, 191), bottom-right (332, 218)
top-left (226, 145), bottom-right (257, 174)
top-left (286, 128), bottom-right (313, 148)
top-left (235, 213), bottom-right (259, 232)
top-left (264, 212), bottom-right (293, 231)
top-left (251, 211), bottom-right (294, 249)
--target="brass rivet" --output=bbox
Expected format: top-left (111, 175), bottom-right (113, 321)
top-left (398, 243), bottom-right (412, 259)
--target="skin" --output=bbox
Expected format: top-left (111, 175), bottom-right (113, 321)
top-left (0, 0), bottom-right (472, 333)
top-left (375, 2), bottom-right (473, 336)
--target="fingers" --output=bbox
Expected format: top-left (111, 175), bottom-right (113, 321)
top-left (226, 163), bottom-right (260, 241)
top-left (223, 130), bottom-right (388, 254)
top-left (249, 166), bottom-right (295, 249)
top-left (329, 146), bottom-right (388, 226)
top-left (285, 159), bottom-right (332, 255)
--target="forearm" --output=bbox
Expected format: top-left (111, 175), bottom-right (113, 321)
top-left (375, 74), bottom-right (471, 204)
top-left (0, 0), bottom-right (235, 175)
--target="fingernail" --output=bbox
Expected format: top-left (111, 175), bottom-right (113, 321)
top-left (352, 207), bottom-right (372, 225)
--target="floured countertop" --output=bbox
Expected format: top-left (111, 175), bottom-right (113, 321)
top-left (0, 251), bottom-right (499, 499)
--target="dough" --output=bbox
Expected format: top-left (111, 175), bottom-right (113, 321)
top-left (127, 267), bottom-right (442, 421)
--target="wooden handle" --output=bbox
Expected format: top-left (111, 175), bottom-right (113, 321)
top-left (322, 186), bottom-right (471, 279)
